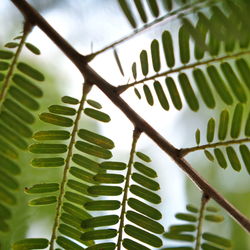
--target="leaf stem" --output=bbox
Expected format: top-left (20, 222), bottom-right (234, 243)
top-left (0, 22), bottom-right (32, 108)
top-left (116, 127), bottom-right (141, 250)
top-left (195, 193), bottom-right (210, 250)
top-left (179, 137), bottom-right (250, 157)
top-left (85, 0), bottom-right (217, 61)
top-left (49, 82), bottom-right (91, 250)
top-left (117, 49), bottom-right (250, 94)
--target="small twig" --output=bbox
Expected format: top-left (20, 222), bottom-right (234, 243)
top-left (179, 138), bottom-right (250, 157)
top-left (117, 49), bottom-right (250, 94)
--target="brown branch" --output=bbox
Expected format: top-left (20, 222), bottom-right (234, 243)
top-left (117, 49), bottom-right (250, 94)
top-left (10, 0), bottom-right (250, 233)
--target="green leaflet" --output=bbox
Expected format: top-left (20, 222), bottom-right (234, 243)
top-left (65, 191), bottom-right (92, 206)
top-left (195, 129), bottom-right (200, 145)
top-left (126, 210), bottom-right (164, 234)
top-left (169, 224), bottom-right (196, 233)
top-left (218, 110), bottom-right (229, 141)
top-left (118, 0), bottom-right (137, 28)
top-left (61, 96), bottom-right (79, 105)
top-left (33, 130), bottom-right (70, 141)
top-left (31, 157), bottom-right (65, 167)
top-left (0, 123), bottom-right (27, 149)
top-left (39, 113), bottom-right (73, 127)
top-left (207, 118), bottom-right (215, 143)
top-left (133, 161), bottom-right (157, 178)
top-left (165, 77), bottom-right (182, 110)
top-left (130, 184), bottom-right (161, 204)
top-left (140, 50), bottom-right (148, 76)
top-left (63, 202), bottom-right (92, 220)
top-left (25, 43), bottom-right (41, 55)
top-left (201, 243), bottom-right (223, 250)
top-left (81, 215), bottom-right (119, 229)
top-left (206, 206), bottom-right (220, 213)
top-left (136, 151), bottom-right (151, 162)
top-left (0, 61), bottom-right (9, 71)
top-left (124, 224), bottom-right (162, 247)
top-left (61, 213), bottom-right (84, 230)
top-left (0, 169), bottom-right (18, 190)
top-left (81, 229), bottom-right (117, 240)
top-left (75, 140), bottom-right (112, 159)
top-left (0, 154), bottom-right (21, 175)
top-left (127, 197), bottom-right (162, 220)
top-left (0, 73), bottom-right (5, 81)
top-left (56, 236), bottom-right (84, 250)
top-left (245, 112), bottom-right (250, 136)
top-left (214, 148), bottom-right (227, 169)
top-left (153, 81), bottom-right (169, 111)
top-left (88, 185), bottom-right (123, 196)
top-left (84, 108), bottom-right (111, 123)
top-left (100, 161), bottom-right (126, 170)
top-left (239, 144), bottom-right (250, 174)
top-left (0, 186), bottom-right (16, 205)
top-left (25, 183), bottom-right (59, 194)
top-left (70, 167), bottom-right (97, 184)
top-left (29, 196), bottom-right (57, 206)
top-left (147, 0), bottom-right (159, 17)
top-left (205, 214), bottom-right (224, 223)
top-left (72, 154), bottom-right (100, 173)
top-left (143, 84), bottom-right (154, 106)
top-left (0, 220), bottom-right (9, 232)
top-left (87, 99), bottom-right (102, 109)
top-left (134, 0), bottom-right (147, 23)
top-left (163, 232), bottom-right (195, 242)
top-left (134, 87), bottom-right (141, 99)
top-left (193, 68), bottom-right (215, 109)
top-left (5, 42), bottom-right (19, 48)
top-left (12, 238), bottom-right (49, 250)
top-left (67, 179), bottom-right (92, 196)
top-left (113, 48), bottom-right (124, 76)
top-left (151, 39), bottom-right (161, 72)
top-left (207, 65), bottom-right (233, 105)
top-left (0, 138), bottom-right (18, 159)
top-left (236, 58), bottom-right (250, 90)
top-left (0, 203), bottom-right (12, 220)
top-left (179, 25), bottom-right (190, 64)
top-left (175, 213), bottom-right (197, 222)
top-left (132, 62), bottom-right (137, 80)
top-left (186, 204), bottom-right (198, 213)
top-left (17, 62), bottom-right (44, 81)
top-left (84, 200), bottom-right (121, 211)
top-left (123, 238), bottom-right (150, 250)
top-left (0, 111), bottom-right (32, 138)
top-left (221, 62), bottom-right (247, 103)
top-left (162, 30), bottom-right (175, 68)
top-left (0, 50), bottom-right (14, 59)
top-left (202, 232), bottom-right (231, 247)
top-left (78, 129), bottom-right (114, 149)
top-left (29, 143), bottom-right (67, 154)
top-left (132, 172), bottom-right (159, 191)
top-left (86, 242), bottom-right (116, 250)
top-left (178, 73), bottom-right (199, 111)
top-left (48, 105), bottom-right (76, 116)
top-left (230, 103), bottom-right (243, 138)
top-left (204, 150), bottom-right (214, 162)
top-left (9, 86), bottom-right (39, 110)
top-left (3, 98), bottom-right (35, 124)
top-left (94, 173), bottom-right (124, 184)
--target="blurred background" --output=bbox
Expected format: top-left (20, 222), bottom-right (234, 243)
top-left (0, 0), bottom-right (249, 249)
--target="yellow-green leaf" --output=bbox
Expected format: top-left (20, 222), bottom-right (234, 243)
top-left (94, 173), bottom-right (124, 184)
top-left (88, 185), bottom-right (122, 196)
top-left (33, 130), bottom-right (70, 141)
top-left (151, 39), bottom-right (161, 72)
top-left (207, 118), bottom-right (215, 143)
top-left (25, 183), bottom-right (59, 194)
top-left (31, 157), bottom-right (64, 168)
top-left (239, 144), bottom-right (250, 174)
top-left (143, 84), bottom-right (154, 106)
top-left (29, 196), bottom-right (57, 206)
top-left (218, 110), bottom-right (229, 141)
top-left (162, 30), bottom-right (175, 68)
top-left (84, 108), bottom-right (111, 123)
top-left (61, 96), bottom-right (79, 105)
top-left (165, 77), bottom-right (182, 110)
top-left (140, 50), bottom-right (148, 76)
top-left (81, 215), bottom-right (119, 229)
top-left (133, 161), bottom-right (157, 178)
top-left (29, 143), bottom-right (67, 154)
top-left (25, 43), bottom-right (41, 55)
top-left (81, 229), bottom-right (117, 241)
top-left (153, 81), bottom-right (169, 111)
top-left (179, 25), bottom-right (190, 64)
top-left (17, 62), bottom-right (45, 81)
top-left (230, 103), bottom-right (243, 139)
top-left (214, 148), bottom-right (227, 169)
top-left (13, 238), bottom-right (49, 250)
top-left (100, 161), bottom-right (126, 170)
top-left (48, 105), bottom-right (76, 116)
top-left (84, 200), bottom-right (121, 211)
top-left (39, 113), bottom-right (73, 127)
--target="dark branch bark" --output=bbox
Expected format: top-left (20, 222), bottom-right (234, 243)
top-left (10, 0), bottom-right (250, 233)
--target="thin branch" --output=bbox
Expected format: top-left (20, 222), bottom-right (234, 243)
top-left (117, 49), bottom-right (250, 94)
top-left (180, 138), bottom-right (250, 157)
top-left (10, 0), bottom-right (250, 233)
top-left (49, 83), bottom-right (91, 250)
top-left (117, 128), bottom-right (141, 250)
top-left (0, 22), bottom-right (32, 107)
top-left (195, 193), bottom-right (210, 250)
top-left (86, 0), bottom-right (220, 61)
